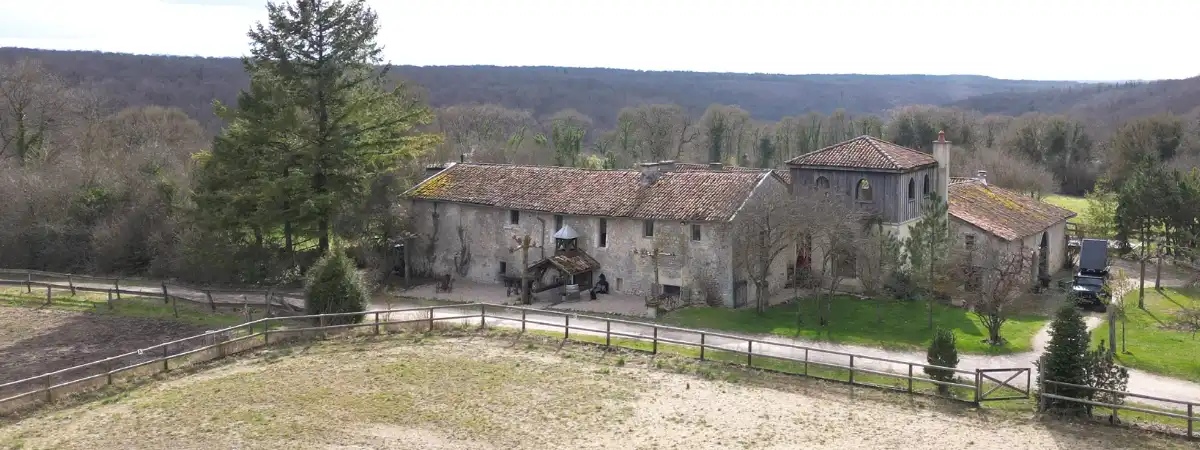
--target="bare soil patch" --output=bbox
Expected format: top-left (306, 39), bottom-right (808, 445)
top-left (0, 306), bottom-right (211, 384)
top-left (0, 334), bottom-right (1192, 450)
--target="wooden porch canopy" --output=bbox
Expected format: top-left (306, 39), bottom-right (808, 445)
top-left (531, 250), bottom-right (600, 276)
top-left (529, 249), bottom-right (600, 292)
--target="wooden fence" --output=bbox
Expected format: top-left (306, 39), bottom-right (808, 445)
top-left (0, 303), bottom-right (1194, 440)
top-left (0, 268), bottom-right (305, 316)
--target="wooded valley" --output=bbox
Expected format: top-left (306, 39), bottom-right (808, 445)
top-left (1, 12), bottom-right (1199, 286)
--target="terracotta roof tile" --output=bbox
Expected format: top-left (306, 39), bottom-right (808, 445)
top-left (673, 163), bottom-right (791, 184)
top-left (948, 180), bottom-right (1077, 241)
top-left (785, 136), bottom-right (937, 171)
top-left (404, 163), bottom-right (772, 222)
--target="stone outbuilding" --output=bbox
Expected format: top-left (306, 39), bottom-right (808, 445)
top-left (403, 161), bottom-right (791, 307)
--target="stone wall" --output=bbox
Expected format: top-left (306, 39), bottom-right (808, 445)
top-left (406, 199), bottom-right (736, 305)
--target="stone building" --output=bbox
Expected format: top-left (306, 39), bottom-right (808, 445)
top-left (786, 132), bottom-right (1075, 288)
top-left (948, 174), bottom-right (1076, 286)
top-left (403, 161), bottom-right (791, 307)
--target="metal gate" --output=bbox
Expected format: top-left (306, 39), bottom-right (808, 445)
top-left (975, 368), bottom-right (1031, 401)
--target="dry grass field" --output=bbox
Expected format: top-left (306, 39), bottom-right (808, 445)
top-left (0, 332), bottom-right (1192, 450)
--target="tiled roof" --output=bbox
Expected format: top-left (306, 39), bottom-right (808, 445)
top-left (948, 180), bottom-right (1077, 241)
top-left (673, 163), bottom-right (791, 185)
top-left (532, 250), bottom-right (600, 276)
top-left (785, 136), bottom-right (937, 171)
top-left (405, 163), bottom-right (773, 222)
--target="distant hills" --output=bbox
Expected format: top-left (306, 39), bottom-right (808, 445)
top-left (0, 47), bottom-right (1080, 131)
top-left (950, 76), bottom-right (1200, 127)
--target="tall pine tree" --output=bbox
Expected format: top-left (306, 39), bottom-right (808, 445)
top-left (246, 0), bottom-right (439, 253)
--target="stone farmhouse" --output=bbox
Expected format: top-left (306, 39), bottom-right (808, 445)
top-left (406, 132), bottom-right (1076, 310)
top-left (403, 161), bottom-right (791, 307)
top-left (785, 132), bottom-right (1076, 289)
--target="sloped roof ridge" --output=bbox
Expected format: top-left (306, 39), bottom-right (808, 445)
top-left (862, 136), bottom-right (900, 169)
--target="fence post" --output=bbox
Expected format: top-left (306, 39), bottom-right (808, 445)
top-left (1037, 357), bottom-right (1047, 413)
top-left (264, 317), bottom-right (271, 344)
top-left (161, 282), bottom-right (169, 304)
top-left (974, 369), bottom-right (982, 403)
top-left (907, 364), bottom-right (914, 393)
top-left (605, 320), bottom-right (611, 347)
top-left (564, 315), bottom-right (570, 340)
top-left (804, 349), bottom-right (809, 376)
top-left (68, 275), bottom-right (75, 296)
top-left (479, 304), bottom-right (486, 330)
top-left (162, 345), bottom-right (169, 372)
top-left (374, 311), bottom-right (380, 335)
top-left (43, 374), bottom-right (51, 403)
top-left (747, 341), bottom-right (753, 367)
top-left (114, 278), bottom-right (121, 300)
top-left (45, 285), bottom-right (51, 304)
top-left (1188, 404), bottom-right (1193, 439)
top-left (106, 358), bottom-right (113, 385)
top-left (428, 309), bottom-right (434, 332)
top-left (699, 333), bottom-right (706, 361)
top-left (520, 309), bottom-right (526, 333)
top-left (107, 290), bottom-right (114, 310)
top-left (652, 326), bottom-right (658, 354)
top-left (849, 355), bottom-right (855, 384)
top-left (26, 272), bottom-right (31, 293)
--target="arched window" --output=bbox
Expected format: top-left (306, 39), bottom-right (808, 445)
top-left (907, 178), bottom-right (916, 200)
top-left (923, 174), bottom-right (931, 198)
top-left (815, 176), bottom-right (830, 190)
top-left (855, 179), bottom-right (872, 202)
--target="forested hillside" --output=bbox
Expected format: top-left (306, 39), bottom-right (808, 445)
top-left (950, 76), bottom-right (1200, 129)
top-left (0, 47), bottom-right (1076, 131)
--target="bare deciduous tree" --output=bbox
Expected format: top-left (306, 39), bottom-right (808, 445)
top-left (627, 104), bottom-right (691, 162)
top-left (0, 59), bottom-right (79, 163)
top-left (436, 104), bottom-right (536, 163)
top-left (730, 184), bottom-right (805, 313)
top-left (956, 244), bottom-right (1035, 346)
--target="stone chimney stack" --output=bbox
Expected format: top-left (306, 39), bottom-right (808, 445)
top-left (639, 160), bottom-right (676, 186)
top-left (932, 131), bottom-right (951, 204)
top-left (976, 170), bottom-right (988, 186)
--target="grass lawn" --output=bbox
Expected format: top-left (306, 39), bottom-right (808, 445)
top-left (1092, 288), bottom-right (1200, 381)
top-left (663, 295), bottom-right (1049, 355)
top-left (0, 287), bottom-right (250, 328)
top-left (1044, 194), bottom-right (1088, 216)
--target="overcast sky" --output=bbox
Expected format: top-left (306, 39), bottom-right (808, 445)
top-left (0, 0), bottom-right (1195, 81)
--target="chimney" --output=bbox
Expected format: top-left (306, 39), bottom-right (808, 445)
top-left (976, 170), bottom-right (988, 186)
top-left (708, 162), bottom-right (724, 171)
top-left (639, 161), bottom-right (665, 186)
top-left (932, 131), bottom-right (951, 204)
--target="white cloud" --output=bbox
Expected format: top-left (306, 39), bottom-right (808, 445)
top-left (0, 0), bottom-right (1196, 81)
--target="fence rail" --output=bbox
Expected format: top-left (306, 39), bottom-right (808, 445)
top-left (0, 268), bottom-right (305, 315)
top-left (0, 303), bottom-right (1195, 440)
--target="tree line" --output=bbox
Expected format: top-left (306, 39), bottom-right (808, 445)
top-left (430, 101), bottom-right (1200, 196)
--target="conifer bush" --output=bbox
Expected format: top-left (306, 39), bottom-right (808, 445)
top-left (925, 327), bottom-right (960, 394)
top-left (305, 251), bottom-right (368, 325)
top-left (1038, 306), bottom-right (1091, 415)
